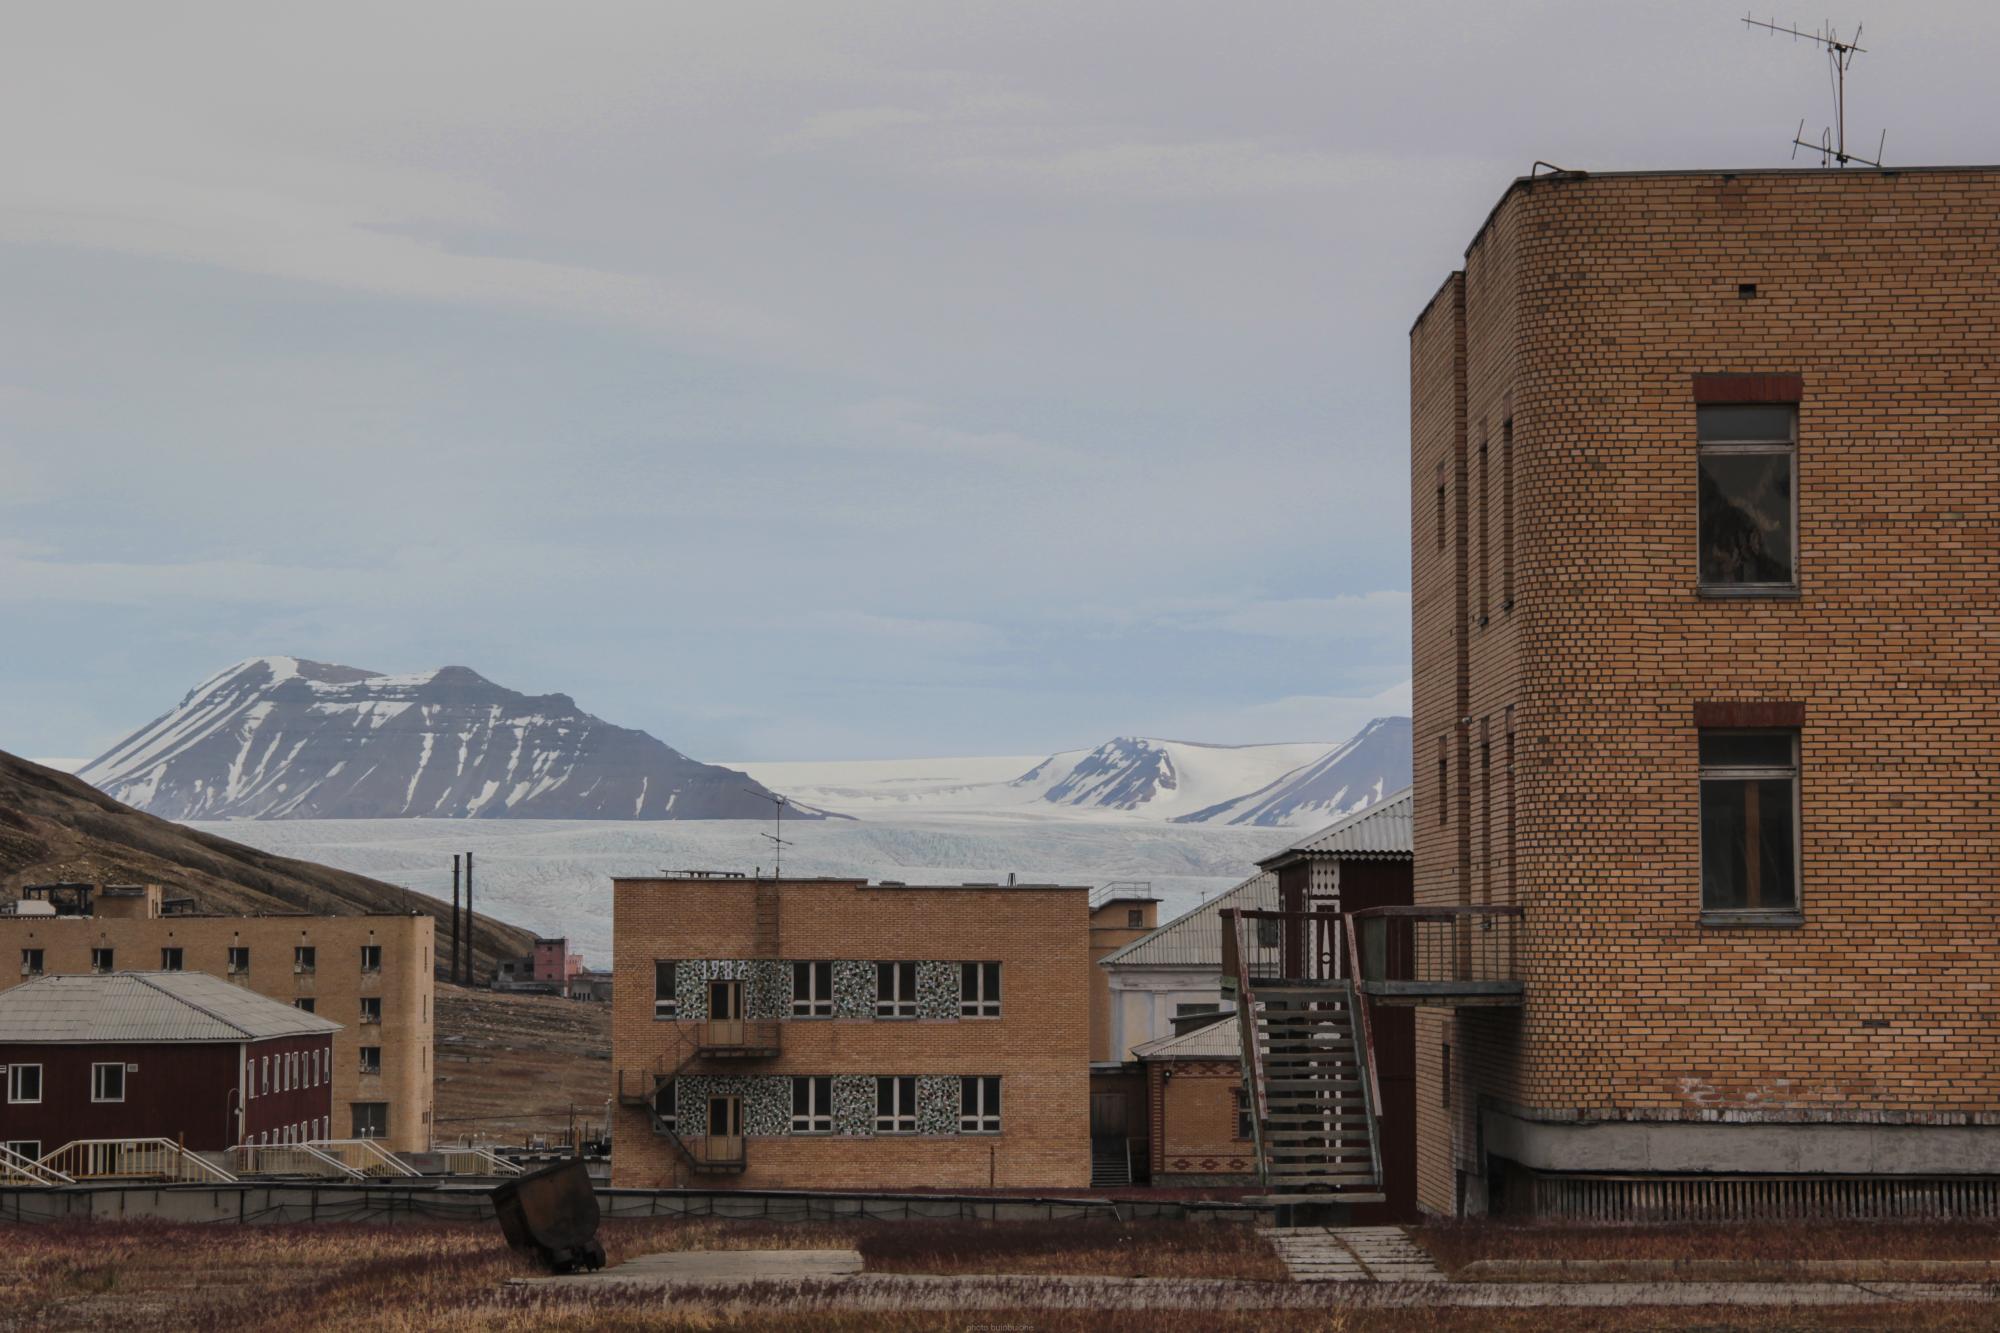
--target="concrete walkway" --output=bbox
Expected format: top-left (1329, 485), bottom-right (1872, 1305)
top-left (1259, 1225), bottom-right (1446, 1283)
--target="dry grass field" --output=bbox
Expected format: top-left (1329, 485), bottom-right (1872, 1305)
top-left (432, 984), bottom-right (612, 1143)
top-left (1415, 1219), bottom-right (2000, 1273)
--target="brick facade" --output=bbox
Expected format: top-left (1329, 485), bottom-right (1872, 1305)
top-left (1410, 167), bottom-right (2000, 1214)
top-left (1145, 1058), bottom-right (1255, 1185)
top-left (611, 877), bottom-right (1091, 1190)
top-left (0, 911), bottom-right (434, 1151)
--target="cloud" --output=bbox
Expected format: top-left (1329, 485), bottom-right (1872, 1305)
top-left (1151, 680), bottom-right (1414, 747)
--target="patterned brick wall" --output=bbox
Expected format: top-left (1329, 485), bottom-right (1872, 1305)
top-left (1149, 1059), bottom-right (1255, 1182)
top-left (611, 877), bottom-right (1091, 1190)
top-left (1410, 167), bottom-right (2000, 1212)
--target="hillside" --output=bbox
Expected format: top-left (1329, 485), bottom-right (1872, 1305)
top-left (0, 749), bottom-right (533, 976)
top-left (79, 655), bottom-right (818, 822)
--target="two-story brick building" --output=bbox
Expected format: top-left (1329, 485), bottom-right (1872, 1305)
top-left (1405, 165), bottom-right (2000, 1219)
top-left (0, 884), bottom-right (434, 1151)
top-left (610, 874), bottom-right (1091, 1190)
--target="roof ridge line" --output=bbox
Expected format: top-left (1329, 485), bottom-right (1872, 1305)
top-left (130, 972), bottom-right (256, 1039)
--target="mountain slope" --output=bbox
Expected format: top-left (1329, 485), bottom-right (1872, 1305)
top-left (80, 656), bottom-right (814, 822)
top-left (0, 749), bottom-right (532, 975)
top-left (1171, 716), bottom-right (1412, 827)
top-left (1011, 737), bottom-right (1339, 821)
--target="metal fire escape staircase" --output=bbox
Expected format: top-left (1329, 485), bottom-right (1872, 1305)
top-left (1223, 908), bottom-right (1384, 1203)
top-left (618, 879), bottom-right (784, 1176)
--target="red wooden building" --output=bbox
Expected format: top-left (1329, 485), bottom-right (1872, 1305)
top-left (0, 972), bottom-right (340, 1158)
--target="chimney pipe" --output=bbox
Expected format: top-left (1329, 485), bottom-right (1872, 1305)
top-left (451, 855), bottom-right (461, 986)
top-left (464, 851), bottom-right (474, 985)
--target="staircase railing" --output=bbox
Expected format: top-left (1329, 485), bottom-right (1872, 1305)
top-left (1221, 909), bottom-right (1271, 1186)
top-left (304, 1138), bottom-right (420, 1178)
top-left (1348, 904), bottom-right (1524, 1003)
top-left (227, 1143), bottom-right (365, 1180)
top-left (0, 1143), bottom-right (73, 1187)
top-left (39, 1139), bottom-right (237, 1185)
top-left (1343, 914), bottom-right (1386, 1119)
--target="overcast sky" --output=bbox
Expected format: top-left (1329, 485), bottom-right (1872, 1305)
top-left (5, 2), bottom-right (1994, 764)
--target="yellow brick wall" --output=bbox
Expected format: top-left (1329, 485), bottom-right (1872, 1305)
top-left (0, 914), bottom-right (435, 1152)
top-left (1152, 1059), bottom-right (1254, 1179)
top-left (610, 877), bottom-right (1092, 1190)
top-left (1411, 167), bottom-right (2000, 1211)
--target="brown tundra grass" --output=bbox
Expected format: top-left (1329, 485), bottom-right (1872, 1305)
top-left (1414, 1218), bottom-right (2000, 1273)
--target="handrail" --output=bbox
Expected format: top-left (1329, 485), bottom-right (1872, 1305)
top-left (1343, 913), bottom-right (1385, 1119)
top-left (1221, 909), bottom-right (1271, 1187)
top-left (0, 1143), bottom-right (73, 1187)
top-left (1089, 881), bottom-right (1157, 910)
top-left (1347, 905), bottom-right (1525, 919)
top-left (305, 1138), bottom-right (420, 1178)
top-left (1347, 903), bottom-right (1523, 995)
top-left (39, 1138), bottom-right (238, 1185)
top-left (1343, 979), bottom-right (1385, 1189)
top-left (227, 1143), bottom-right (366, 1180)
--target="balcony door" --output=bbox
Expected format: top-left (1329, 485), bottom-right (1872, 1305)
top-left (708, 980), bottom-right (744, 1046)
top-left (707, 1095), bottom-right (743, 1164)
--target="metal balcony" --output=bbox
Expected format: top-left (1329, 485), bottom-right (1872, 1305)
top-left (1347, 905), bottom-right (1523, 1006)
top-left (696, 1018), bottom-right (781, 1057)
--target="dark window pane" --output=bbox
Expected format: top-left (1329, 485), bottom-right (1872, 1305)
top-left (876, 1079), bottom-right (892, 1114)
top-left (961, 1078), bottom-right (976, 1113)
top-left (655, 961), bottom-right (674, 999)
top-left (1698, 404), bottom-right (1795, 442)
top-left (1699, 451), bottom-right (1793, 585)
top-left (1701, 776), bottom-right (1797, 910)
top-left (1699, 732), bottom-right (1795, 768)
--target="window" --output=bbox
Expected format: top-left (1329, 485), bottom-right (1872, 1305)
top-left (261, 1057), bottom-right (270, 1095)
top-left (4, 1141), bottom-right (40, 1161)
top-left (1434, 481), bottom-right (1447, 551)
top-left (360, 997), bottom-right (382, 1025)
top-left (228, 946), bottom-right (250, 975)
top-left (792, 962), bottom-right (834, 1017)
top-left (1256, 916), bottom-right (1280, 950)
top-left (7, 1064), bottom-right (42, 1104)
top-left (1126, 908), bottom-right (1144, 928)
top-left (791, 1076), bottom-right (833, 1133)
top-left (960, 962), bottom-right (1000, 1018)
top-left (1501, 418), bottom-right (1515, 609)
top-left (360, 945), bottom-right (382, 973)
top-left (294, 946), bottom-right (316, 974)
top-left (19, 949), bottom-right (42, 977)
top-left (352, 1103), bottom-right (389, 1139)
top-left (875, 962), bottom-right (917, 1018)
top-left (959, 1076), bottom-right (1001, 1134)
top-left (160, 947), bottom-right (183, 971)
top-left (875, 1076), bottom-right (917, 1133)
top-left (653, 961), bottom-right (677, 1019)
top-left (90, 947), bottom-right (113, 974)
top-left (359, 1047), bottom-right (382, 1075)
top-left (1176, 1002), bottom-right (1220, 1018)
top-left (1700, 731), bottom-right (1800, 917)
top-left (294, 998), bottom-right (316, 1014)
top-left (1477, 437), bottom-right (1490, 623)
top-left (1480, 734), bottom-right (1493, 903)
top-left (1698, 404), bottom-right (1796, 591)
top-left (1442, 1044), bottom-right (1452, 1108)
top-left (1235, 1088), bottom-right (1253, 1140)
top-left (1437, 736), bottom-right (1449, 825)
top-left (652, 1079), bottom-right (676, 1131)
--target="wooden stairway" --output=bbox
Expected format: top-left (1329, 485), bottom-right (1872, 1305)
top-left (1239, 981), bottom-right (1383, 1199)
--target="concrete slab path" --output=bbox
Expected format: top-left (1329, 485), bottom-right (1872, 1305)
top-left (1259, 1225), bottom-right (1446, 1283)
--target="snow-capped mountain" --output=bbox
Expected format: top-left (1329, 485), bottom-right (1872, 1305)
top-left (1171, 717), bottom-right (1412, 827)
top-left (731, 722), bottom-right (1411, 828)
top-left (79, 656), bottom-right (815, 822)
top-left (1012, 737), bottom-right (1339, 820)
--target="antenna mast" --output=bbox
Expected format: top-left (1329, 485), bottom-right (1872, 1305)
top-left (1743, 15), bottom-right (1885, 167)
top-left (746, 789), bottom-right (793, 879)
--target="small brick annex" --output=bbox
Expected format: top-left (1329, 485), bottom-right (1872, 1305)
top-left (1409, 166), bottom-right (2000, 1216)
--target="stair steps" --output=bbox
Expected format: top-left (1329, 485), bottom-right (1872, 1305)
top-left (1236, 975), bottom-right (1382, 1199)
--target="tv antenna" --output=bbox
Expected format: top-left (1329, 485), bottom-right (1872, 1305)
top-left (746, 789), bottom-right (793, 878)
top-left (1743, 15), bottom-right (1885, 167)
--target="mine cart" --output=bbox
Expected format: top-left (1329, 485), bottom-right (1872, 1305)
top-left (490, 1158), bottom-right (606, 1272)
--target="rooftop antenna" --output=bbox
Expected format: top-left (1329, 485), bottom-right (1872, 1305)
top-left (1743, 15), bottom-right (1885, 167)
top-left (746, 789), bottom-right (793, 879)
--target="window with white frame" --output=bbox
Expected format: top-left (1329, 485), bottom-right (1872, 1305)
top-left (875, 1076), bottom-right (917, 1133)
top-left (791, 1076), bottom-right (833, 1133)
top-left (360, 945), bottom-right (382, 972)
top-left (959, 962), bottom-right (1001, 1017)
top-left (653, 961), bottom-right (677, 1019)
top-left (227, 946), bottom-right (250, 975)
top-left (294, 946), bottom-right (316, 974)
top-left (792, 962), bottom-right (834, 1017)
top-left (4, 1140), bottom-right (40, 1161)
top-left (875, 962), bottom-right (917, 1018)
top-left (160, 947), bottom-right (183, 971)
top-left (360, 997), bottom-right (382, 1025)
top-left (90, 947), bottom-right (113, 973)
top-left (261, 1057), bottom-right (270, 1095)
top-left (959, 1076), bottom-right (1000, 1133)
top-left (359, 1046), bottom-right (381, 1075)
top-left (20, 949), bottom-right (43, 977)
top-left (7, 1064), bottom-right (42, 1104)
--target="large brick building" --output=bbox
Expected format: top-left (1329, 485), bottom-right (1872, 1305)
top-left (0, 884), bottom-right (435, 1151)
top-left (611, 874), bottom-right (1091, 1190)
top-left (1407, 166), bottom-right (2000, 1217)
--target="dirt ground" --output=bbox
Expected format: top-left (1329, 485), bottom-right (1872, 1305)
top-left (432, 983), bottom-right (612, 1145)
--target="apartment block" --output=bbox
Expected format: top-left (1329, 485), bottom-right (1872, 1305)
top-left (611, 874), bottom-right (1091, 1191)
top-left (1409, 166), bottom-right (2000, 1217)
top-left (1, 884), bottom-right (434, 1152)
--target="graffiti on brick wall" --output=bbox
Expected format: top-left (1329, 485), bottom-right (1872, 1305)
top-left (1675, 1075), bottom-right (1865, 1112)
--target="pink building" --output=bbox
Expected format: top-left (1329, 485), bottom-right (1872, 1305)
top-left (532, 939), bottom-right (583, 988)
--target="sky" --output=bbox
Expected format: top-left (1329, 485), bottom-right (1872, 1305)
top-left (5, 2), bottom-right (1996, 765)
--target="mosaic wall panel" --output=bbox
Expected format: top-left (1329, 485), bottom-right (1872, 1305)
top-left (916, 961), bottom-right (959, 1019)
top-left (833, 960), bottom-right (876, 1018)
top-left (673, 1075), bottom-right (789, 1137)
top-left (746, 959), bottom-right (787, 1020)
top-left (832, 1074), bottom-right (876, 1137)
top-left (673, 962), bottom-right (704, 1019)
top-left (916, 1075), bottom-right (961, 1136)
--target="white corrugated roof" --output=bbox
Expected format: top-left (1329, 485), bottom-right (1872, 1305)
top-left (1133, 1017), bottom-right (1242, 1062)
top-left (0, 972), bottom-right (343, 1043)
top-left (1258, 786), bottom-right (1414, 866)
top-left (1098, 870), bottom-right (1281, 969)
